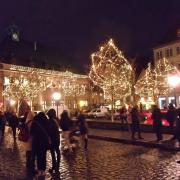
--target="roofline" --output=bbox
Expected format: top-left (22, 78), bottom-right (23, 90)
top-left (153, 39), bottom-right (180, 50)
top-left (0, 61), bottom-right (88, 79)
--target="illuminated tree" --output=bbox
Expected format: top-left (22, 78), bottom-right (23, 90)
top-left (89, 39), bottom-right (132, 120)
top-left (3, 71), bottom-right (47, 111)
top-left (135, 63), bottom-right (155, 98)
top-left (135, 58), bottom-right (178, 104)
top-left (61, 72), bottom-right (86, 108)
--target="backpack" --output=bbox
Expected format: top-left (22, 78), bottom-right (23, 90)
top-left (18, 120), bottom-right (32, 142)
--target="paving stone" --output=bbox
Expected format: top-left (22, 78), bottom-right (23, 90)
top-left (1, 130), bottom-right (180, 179)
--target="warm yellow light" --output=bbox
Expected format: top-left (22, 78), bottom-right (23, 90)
top-left (140, 97), bottom-right (145, 102)
top-left (52, 92), bottom-right (61, 101)
top-left (10, 99), bottom-right (16, 105)
top-left (15, 80), bottom-right (19, 85)
top-left (79, 100), bottom-right (87, 107)
top-left (168, 75), bottom-right (180, 87)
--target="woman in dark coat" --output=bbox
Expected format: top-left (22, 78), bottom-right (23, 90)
top-left (8, 112), bottom-right (19, 141)
top-left (152, 105), bottom-right (163, 141)
top-left (47, 109), bottom-right (60, 174)
top-left (30, 112), bottom-right (50, 178)
top-left (130, 105), bottom-right (143, 140)
top-left (60, 110), bottom-right (72, 151)
top-left (166, 103), bottom-right (176, 132)
top-left (173, 108), bottom-right (180, 143)
top-left (0, 111), bottom-right (6, 140)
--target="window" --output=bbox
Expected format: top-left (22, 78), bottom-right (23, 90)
top-left (177, 47), bottom-right (180, 55)
top-left (165, 49), bottom-right (170, 57)
top-left (170, 48), bottom-right (173, 56)
top-left (158, 97), bottom-right (166, 109)
top-left (159, 51), bottom-right (163, 59)
top-left (156, 52), bottom-right (160, 60)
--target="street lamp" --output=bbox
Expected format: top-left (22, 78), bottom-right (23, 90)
top-left (168, 75), bottom-right (180, 107)
top-left (10, 99), bottom-right (16, 106)
top-left (52, 92), bottom-right (61, 117)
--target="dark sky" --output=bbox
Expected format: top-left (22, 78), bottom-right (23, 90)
top-left (0, 0), bottom-right (180, 71)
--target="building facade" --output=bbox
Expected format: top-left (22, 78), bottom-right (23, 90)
top-left (0, 63), bottom-right (104, 115)
top-left (153, 29), bottom-right (180, 108)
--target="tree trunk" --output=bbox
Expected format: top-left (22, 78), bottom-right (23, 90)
top-left (111, 91), bottom-right (114, 122)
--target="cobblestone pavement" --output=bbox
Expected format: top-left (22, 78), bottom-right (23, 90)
top-left (1, 130), bottom-right (180, 180)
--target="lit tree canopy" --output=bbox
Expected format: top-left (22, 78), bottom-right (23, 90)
top-left (154, 58), bottom-right (177, 96)
top-left (135, 58), bottom-right (178, 102)
top-left (61, 76), bottom-right (86, 97)
top-left (3, 71), bottom-right (47, 101)
top-left (89, 39), bottom-right (132, 101)
top-left (135, 63), bottom-right (155, 97)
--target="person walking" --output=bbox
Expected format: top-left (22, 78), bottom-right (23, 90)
top-left (0, 111), bottom-right (6, 140)
top-left (174, 108), bottom-right (180, 145)
top-left (60, 110), bottom-right (72, 152)
top-left (166, 103), bottom-right (176, 132)
top-left (130, 105), bottom-right (143, 140)
top-left (22, 111), bottom-right (35, 172)
top-left (7, 112), bottom-right (19, 141)
top-left (30, 112), bottom-right (51, 178)
top-left (120, 106), bottom-right (128, 124)
top-left (77, 113), bottom-right (88, 149)
top-left (151, 105), bottom-right (163, 141)
top-left (47, 109), bottom-right (60, 174)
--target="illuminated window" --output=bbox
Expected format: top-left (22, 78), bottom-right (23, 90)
top-left (158, 97), bottom-right (166, 109)
top-left (168, 97), bottom-right (175, 106)
top-left (4, 77), bottom-right (10, 85)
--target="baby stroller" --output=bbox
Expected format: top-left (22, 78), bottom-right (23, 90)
top-left (61, 128), bottom-right (81, 152)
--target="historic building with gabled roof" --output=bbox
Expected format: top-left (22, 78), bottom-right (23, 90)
top-left (0, 27), bottom-right (104, 115)
top-left (153, 27), bottom-right (180, 108)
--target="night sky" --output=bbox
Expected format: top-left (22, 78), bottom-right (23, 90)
top-left (0, 0), bottom-right (180, 72)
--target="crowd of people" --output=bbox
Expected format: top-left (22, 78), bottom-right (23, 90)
top-left (118, 103), bottom-right (180, 142)
top-left (0, 103), bottom-right (179, 178)
top-left (0, 109), bottom-right (88, 179)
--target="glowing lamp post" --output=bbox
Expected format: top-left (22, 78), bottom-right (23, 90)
top-left (52, 92), bottom-right (61, 117)
top-left (168, 75), bottom-right (180, 107)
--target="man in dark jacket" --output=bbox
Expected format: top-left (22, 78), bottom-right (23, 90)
top-left (130, 105), bottom-right (143, 140)
top-left (47, 109), bottom-right (60, 174)
top-left (0, 111), bottom-right (6, 140)
top-left (166, 103), bottom-right (176, 132)
top-left (8, 112), bottom-right (19, 141)
top-left (152, 105), bottom-right (163, 141)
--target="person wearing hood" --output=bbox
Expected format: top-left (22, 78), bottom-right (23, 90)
top-left (31, 112), bottom-right (50, 178)
top-left (22, 111), bottom-right (35, 171)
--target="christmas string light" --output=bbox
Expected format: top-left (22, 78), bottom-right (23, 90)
top-left (89, 39), bottom-right (133, 108)
top-left (135, 58), bottom-right (178, 103)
